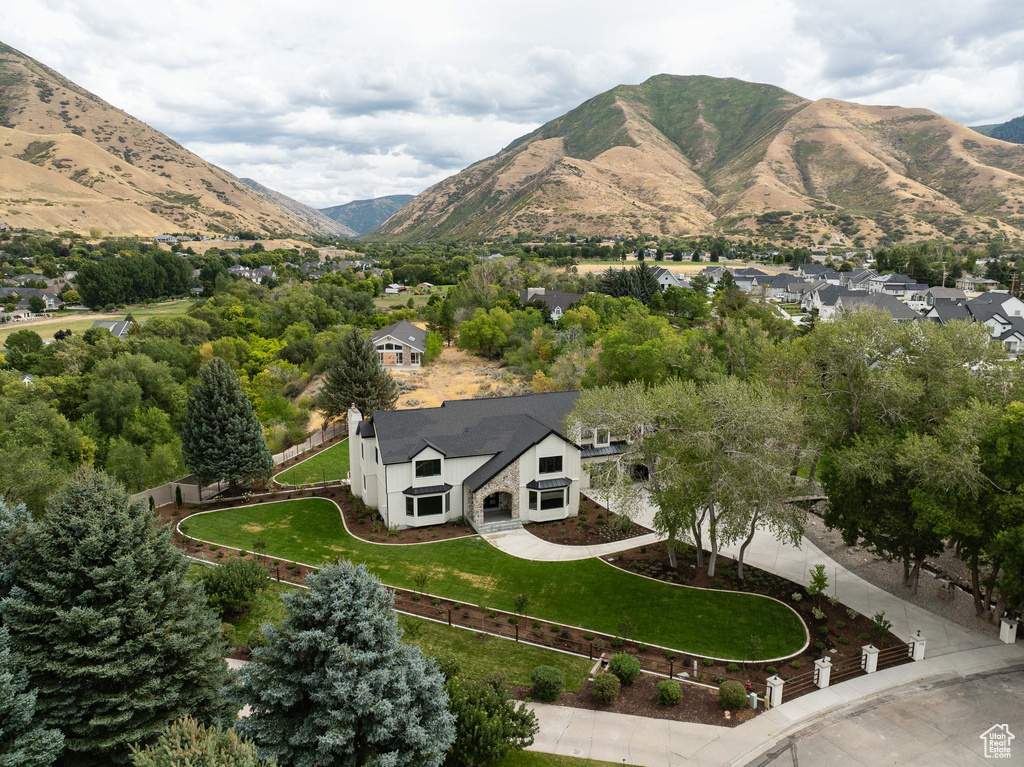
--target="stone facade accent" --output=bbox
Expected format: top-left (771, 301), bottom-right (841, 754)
top-left (467, 460), bottom-right (520, 523)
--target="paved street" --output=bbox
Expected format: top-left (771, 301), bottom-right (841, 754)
top-left (746, 667), bottom-right (1024, 767)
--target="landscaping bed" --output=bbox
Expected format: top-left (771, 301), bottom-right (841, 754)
top-left (606, 540), bottom-right (910, 689)
top-left (340, 489), bottom-right (477, 543)
top-left (513, 673), bottom-right (753, 727)
top-left (523, 496), bottom-right (651, 546)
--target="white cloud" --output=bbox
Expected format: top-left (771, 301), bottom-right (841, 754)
top-left (4, 0), bottom-right (1024, 206)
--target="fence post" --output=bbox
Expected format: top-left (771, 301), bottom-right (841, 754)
top-left (910, 631), bottom-right (927, 661)
top-left (589, 642), bottom-right (593, 660)
top-left (669, 660), bottom-right (674, 679)
top-left (766, 675), bottom-right (784, 708)
top-left (814, 657), bottom-right (832, 689)
top-left (515, 624), bottom-right (519, 643)
top-left (999, 618), bottom-right (1018, 645)
top-left (448, 609), bottom-right (451, 627)
top-left (861, 644), bottom-right (879, 673)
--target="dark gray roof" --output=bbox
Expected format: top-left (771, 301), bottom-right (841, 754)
top-left (372, 320), bottom-right (426, 352)
top-left (403, 483), bottom-right (452, 496)
top-left (966, 295), bottom-right (1009, 323)
top-left (369, 391), bottom-right (581, 490)
top-left (526, 477), bottom-right (572, 490)
top-left (839, 293), bottom-right (921, 321)
top-left (518, 290), bottom-right (583, 313)
top-left (580, 444), bottom-right (624, 458)
top-left (814, 285), bottom-right (858, 307)
top-left (928, 299), bottom-right (971, 323)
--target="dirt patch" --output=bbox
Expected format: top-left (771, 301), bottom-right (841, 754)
top-left (523, 496), bottom-right (651, 546)
top-left (391, 346), bottom-right (523, 409)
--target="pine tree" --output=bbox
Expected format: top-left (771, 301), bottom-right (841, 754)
top-left (181, 357), bottom-right (273, 487)
top-left (0, 499), bottom-right (34, 606)
top-left (235, 560), bottom-right (455, 767)
top-left (313, 327), bottom-right (398, 422)
top-left (0, 470), bottom-right (230, 766)
top-left (130, 718), bottom-right (272, 767)
top-left (0, 627), bottom-right (64, 767)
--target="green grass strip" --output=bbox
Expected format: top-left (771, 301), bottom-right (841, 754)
top-left (180, 498), bottom-right (806, 660)
top-left (274, 440), bottom-right (351, 485)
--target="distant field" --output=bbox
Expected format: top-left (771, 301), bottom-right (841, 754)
top-left (374, 286), bottom-right (449, 311)
top-left (0, 300), bottom-right (192, 347)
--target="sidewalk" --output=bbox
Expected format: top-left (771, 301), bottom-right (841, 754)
top-left (524, 642), bottom-right (1024, 767)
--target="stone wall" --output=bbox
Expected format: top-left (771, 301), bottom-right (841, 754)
top-left (467, 460), bottom-right (520, 523)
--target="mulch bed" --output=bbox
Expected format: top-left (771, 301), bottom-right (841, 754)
top-left (511, 675), bottom-right (751, 727)
top-left (606, 540), bottom-right (911, 688)
top-left (338, 489), bottom-right (477, 544)
top-left (523, 496), bottom-right (651, 546)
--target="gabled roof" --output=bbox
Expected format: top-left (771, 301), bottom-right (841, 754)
top-left (371, 320), bottom-right (427, 352)
top-left (927, 299), bottom-right (971, 323)
top-left (839, 293), bottom-right (921, 321)
top-left (923, 287), bottom-right (967, 300)
top-left (368, 391), bottom-right (581, 488)
top-left (518, 289), bottom-right (583, 313)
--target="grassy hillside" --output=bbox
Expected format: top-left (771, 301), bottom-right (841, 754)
top-left (0, 41), bottom-right (335, 236)
top-left (378, 74), bottom-right (1024, 246)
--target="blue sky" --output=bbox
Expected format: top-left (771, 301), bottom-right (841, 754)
top-left (6, 0), bottom-right (1024, 207)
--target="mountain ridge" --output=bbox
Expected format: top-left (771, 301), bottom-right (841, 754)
top-left (0, 41), bottom-right (342, 236)
top-left (319, 194), bottom-right (414, 236)
top-left (378, 74), bottom-right (1024, 245)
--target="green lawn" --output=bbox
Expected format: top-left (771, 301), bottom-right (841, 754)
top-left (180, 499), bottom-right (806, 659)
top-left (499, 754), bottom-right (637, 767)
top-left (0, 299), bottom-right (192, 345)
top-left (274, 440), bottom-right (351, 485)
top-left (198, 564), bottom-right (592, 689)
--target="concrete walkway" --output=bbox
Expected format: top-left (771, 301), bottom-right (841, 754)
top-left (525, 642), bottom-right (1024, 767)
top-left (485, 493), bottom-right (996, 656)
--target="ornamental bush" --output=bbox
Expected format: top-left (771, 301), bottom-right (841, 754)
top-left (608, 653), bottom-right (640, 685)
top-left (719, 680), bottom-right (748, 710)
top-left (530, 666), bottom-right (565, 703)
top-left (590, 672), bottom-right (621, 705)
top-left (656, 679), bottom-right (682, 707)
top-left (200, 556), bottom-right (269, 618)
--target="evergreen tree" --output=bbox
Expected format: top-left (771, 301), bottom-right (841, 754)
top-left (181, 357), bottom-right (273, 487)
top-left (130, 718), bottom-right (272, 767)
top-left (313, 327), bottom-right (398, 422)
top-left (0, 470), bottom-right (230, 766)
top-left (0, 627), bottom-right (64, 767)
top-left (235, 560), bottom-right (455, 767)
top-left (444, 674), bottom-right (537, 767)
top-left (0, 499), bottom-right (34, 607)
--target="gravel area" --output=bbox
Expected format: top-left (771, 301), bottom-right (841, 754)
top-left (803, 507), bottom-right (1000, 640)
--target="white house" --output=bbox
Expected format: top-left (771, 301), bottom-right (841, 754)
top-left (649, 266), bottom-right (692, 292)
top-left (371, 320), bottom-right (426, 369)
top-left (347, 391), bottom-right (619, 533)
top-left (518, 287), bottom-right (583, 322)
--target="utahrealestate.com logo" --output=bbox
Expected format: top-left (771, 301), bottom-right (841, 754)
top-left (980, 724), bottom-right (1015, 759)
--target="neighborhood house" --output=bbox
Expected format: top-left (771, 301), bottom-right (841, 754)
top-left (347, 391), bottom-right (620, 533)
top-left (371, 320), bottom-right (426, 369)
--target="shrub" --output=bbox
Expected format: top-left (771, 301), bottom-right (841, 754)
top-left (549, 624), bottom-right (560, 633)
top-left (590, 672), bottom-right (621, 705)
top-left (657, 679), bottom-right (682, 706)
top-left (583, 632), bottom-right (595, 641)
top-left (200, 557), bottom-right (269, 618)
top-left (718, 680), bottom-right (748, 710)
top-left (835, 620), bottom-right (846, 630)
top-left (791, 592), bottom-right (803, 602)
top-left (530, 666), bottom-right (565, 703)
top-left (765, 665), bottom-right (777, 674)
top-left (664, 650), bottom-right (676, 661)
top-left (811, 607), bottom-right (825, 621)
top-left (858, 632), bottom-right (870, 641)
top-left (608, 653), bottom-right (640, 685)
top-left (532, 621), bottom-right (541, 630)
top-left (790, 660), bottom-right (801, 669)
top-left (817, 625), bottom-right (830, 635)
top-left (702, 657), bottom-right (715, 667)
top-left (434, 653), bottom-right (461, 681)
top-left (837, 637), bottom-right (849, 644)
top-left (726, 662), bottom-right (739, 672)
top-left (814, 641), bottom-right (825, 651)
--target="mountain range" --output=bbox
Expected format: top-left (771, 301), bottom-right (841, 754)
top-left (319, 194), bottom-right (414, 236)
top-left (0, 41), bottom-right (349, 237)
top-left (972, 115), bottom-right (1024, 145)
top-left (379, 75), bottom-right (1024, 246)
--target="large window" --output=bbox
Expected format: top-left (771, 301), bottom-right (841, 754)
top-left (528, 491), bottom-right (537, 510)
top-left (595, 428), bottom-right (610, 447)
top-left (417, 495), bottom-right (444, 516)
top-left (377, 342), bottom-right (403, 366)
top-left (540, 489), bottom-right (567, 510)
top-left (406, 497), bottom-right (415, 516)
top-left (539, 456), bottom-right (562, 474)
top-left (415, 458), bottom-right (441, 478)
top-left (410, 352), bottom-right (420, 365)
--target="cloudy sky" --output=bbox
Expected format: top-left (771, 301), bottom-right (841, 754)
top-left (6, 0), bottom-right (1024, 207)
